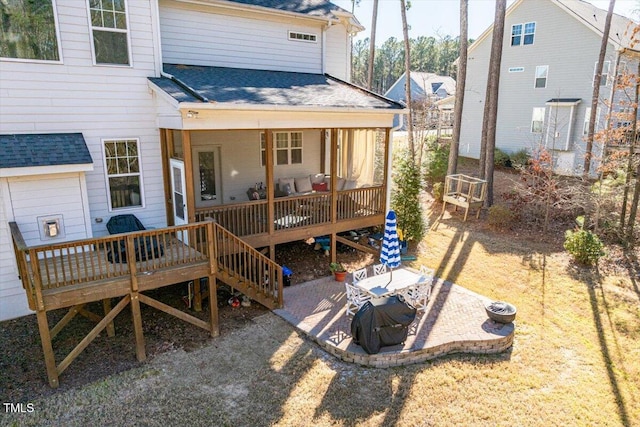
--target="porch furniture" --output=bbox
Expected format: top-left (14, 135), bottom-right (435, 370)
top-left (354, 267), bottom-right (423, 299)
top-left (373, 263), bottom-right (387, 275)
top-left (442, 174), bottom-right (487, 221)
top-left (106, 214), bottom-right (164, 263)
top-left (344, 282), bottom-right (372, 316)
top-left (350, 295), bottom-right (417, 354)
top-left (399, 266), bottom-right (435, 312)
top-left (352, 268), bottom-right (368, 283)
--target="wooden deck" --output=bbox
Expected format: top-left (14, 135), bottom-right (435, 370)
top-left (10, 221), bottom-right (283, 388)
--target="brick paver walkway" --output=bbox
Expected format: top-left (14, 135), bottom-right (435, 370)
top-left (274, 276), bottom-right (514, 367)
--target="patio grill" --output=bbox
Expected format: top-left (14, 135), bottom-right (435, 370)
top-left (350, 295), bottom-right (416, 354)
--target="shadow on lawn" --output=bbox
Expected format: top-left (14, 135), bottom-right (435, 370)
top-left (573, 263), bottom-right (633, 427)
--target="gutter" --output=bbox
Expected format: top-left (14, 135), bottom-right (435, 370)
top-left (176, 102), bottom-right (405, 114)
top-left (160, 70), bottom-right (209, 103)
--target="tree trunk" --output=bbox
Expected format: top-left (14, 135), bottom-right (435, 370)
top-left (620, 61), bottom-right (639, 234)
top-left (584, 0), bottom-right (616, 178)
top-left (448, 0), bottom-right (468, 176)
top-left (367, 0), bottom-right (379, 91)
top-left (481, 0), bottom-right (506, 206)
top-left (626, 154), bottom-right (640, 245)
top-left (400, 0), bottom-right (414, 161)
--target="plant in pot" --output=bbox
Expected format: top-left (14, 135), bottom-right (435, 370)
top-left (329, 262), bottom-right (347, 282)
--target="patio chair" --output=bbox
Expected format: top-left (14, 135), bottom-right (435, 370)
top-left (419, 266), bottom-right (435, 282)
top-left (344, 282), bottom-right (372, 316)
top-left (352, 268), bottom-right (368, 283)
top-left (106, 214), bottom-right (164, 263)
top-left (373, 263), bottom-right (387, 275)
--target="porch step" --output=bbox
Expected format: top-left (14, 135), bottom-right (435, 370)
top-left (216, 267), bottom-right (278, 310)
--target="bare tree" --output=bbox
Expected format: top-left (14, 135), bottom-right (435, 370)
top-left (479, 0), bottom-right (506, 207)
top-left (400, 0), bottom-right (414, 160)
top-left (367, 0), bottom-right (379, 91)
top-left (619, 61), bottom-right (639, 233)
top-left (584, 0), bottom-right (616, 177)
top-left (447, 0), bottom-right (468, 175)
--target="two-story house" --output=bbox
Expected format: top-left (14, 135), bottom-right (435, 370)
top-left (459, 0), bottom-right (638, 176)
top-left (0, 0), bottom-right (403, 322)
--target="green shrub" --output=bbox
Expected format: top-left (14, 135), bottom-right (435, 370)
top-left (391, 149), bottom-right (425, 243)
top-left (510, 149), bottom-right (530, 169)
top-left (487, 204), bottom-right (516, 229)
top-left (432, 182), bottom-right (444, 202)
top-left (494, 148), bottom-right (511, 167)
top-left (424, 138), bottom-right (450, 184)
top-left (563, 229), bottom-right (605, 266)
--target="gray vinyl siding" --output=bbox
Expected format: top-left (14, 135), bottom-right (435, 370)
top-left (460, 0), bottom-right (617, 174)
top-left (159, 1), bottom-right (322, 74)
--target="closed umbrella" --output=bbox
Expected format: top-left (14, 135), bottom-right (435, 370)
top-left (380, 210), bottom-right (401, 284)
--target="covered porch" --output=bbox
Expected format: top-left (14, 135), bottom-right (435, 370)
top-left (148, 65), bottom-right (405, 261)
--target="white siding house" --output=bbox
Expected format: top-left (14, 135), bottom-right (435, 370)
top-left (459, 0), bottom-right (639, 176)
top-left (0, 0), bottom-right (387, 321)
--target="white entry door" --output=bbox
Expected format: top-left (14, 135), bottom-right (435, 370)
top-left (170, 159), bottom-right (188, 227)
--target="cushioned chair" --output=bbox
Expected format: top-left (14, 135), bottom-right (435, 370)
top-left (106, 214), bottom-right (164, 263)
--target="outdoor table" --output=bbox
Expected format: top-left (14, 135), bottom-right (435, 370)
top-left (354, 267), bottom-right (422, 298)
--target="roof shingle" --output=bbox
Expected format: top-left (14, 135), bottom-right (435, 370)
top-left (0, 133), bottom-right (93, 169)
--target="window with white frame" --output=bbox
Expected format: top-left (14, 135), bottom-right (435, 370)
top-left (511, 22), bottom-right (535, 46)
top-left (0, 0), bottom-right (61, 61)
top-left (531, 107), bottom-right (545, 133)
top-left (535, 65), bottom-right (548, 88)
top-left (260, 132), bottom-right (303, 166)
top-left (583, 107), bottom-right (602, 135)
top-left (103, 139), bottom-right (143, 210)
top-left (88, 0), bottom-right (130, 65)
top-left (593, 60), bottom-right (611, 86)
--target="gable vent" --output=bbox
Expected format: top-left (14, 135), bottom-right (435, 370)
top-left (288, 31), bottom-right (317, 43)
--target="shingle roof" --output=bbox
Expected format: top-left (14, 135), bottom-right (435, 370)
top-left (0, 133), bottom-right (93, 169)
top-left (556, 0), bottom-right (638, 49)
top-left (224, 0), bottom-right (351, 19)
top-left (150, 64), bottom-right (403, 110)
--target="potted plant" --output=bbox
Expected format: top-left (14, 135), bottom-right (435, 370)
top-left (329, 262), bottom-right (347, 282)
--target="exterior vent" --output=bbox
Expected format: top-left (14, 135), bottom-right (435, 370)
top-left (288, 31), bottom-right (317, 42)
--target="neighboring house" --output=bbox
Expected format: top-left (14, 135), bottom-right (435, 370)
top-left (0, 0), bottom-right (403, 321)
top-left (459, 0), bottom-right (639, 176)
top-left (385, 72), bottom-right (456, 133)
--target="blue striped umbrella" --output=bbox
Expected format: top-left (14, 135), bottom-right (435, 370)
top-left (380, 210), bottom-right (401, 284)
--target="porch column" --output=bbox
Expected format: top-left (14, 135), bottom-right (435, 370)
top-left (181, 130), bottom-right (196, 224)
top-left (330, 129), bottom-right (338, 263)
top-left (383, 128), bottom-right (392, 214)
top-left (160, 129), bottom-right (173, 226)
top-left (265, 130), bottom-right (275, 247)
top-left (320, 129), bottom-right (327, 174)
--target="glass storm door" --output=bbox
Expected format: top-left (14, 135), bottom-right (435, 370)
top-left (170, 158), bottom-right (188, 229)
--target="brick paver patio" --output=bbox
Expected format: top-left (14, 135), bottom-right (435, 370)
top-left (274, 276), bottom-right (515, 367)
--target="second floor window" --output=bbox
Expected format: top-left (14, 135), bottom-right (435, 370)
top-left (531, 107), bottom-right (545, 133)
top-left (89, 0), bottom-right (130, 65)
top-left (0, 0), bottom-right (61, 61)
top-left (511, 22), bottom-right (535, 46)
top-left (535, 65), bottom-right (548, 88)
top-left (594, 61), bottom-right (611, 86)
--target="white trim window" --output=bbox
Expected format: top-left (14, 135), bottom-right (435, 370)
top-left (88, 0), bottom-right (131, 65)
top-left (534, 65), bottom-right (548, 88)
top-left (511, 22), bottom-right (535, 46)
top-left (583, 107), bottom-right (602, 135)
top-left (260, 132), bottom-right (303, 166)
top-left (594, 60), bottom-right (611, 86)
top-left (531, 107), bottom-right (545, 133)
top-left (103, 139), bottom-right (143, 210)
top-left (0, 0), bottom-right (62, 62)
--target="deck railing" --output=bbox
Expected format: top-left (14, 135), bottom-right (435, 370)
top-left (9, 221), bottom-right (281, 310)
top-left (195, 186), bottom-right (384, 236)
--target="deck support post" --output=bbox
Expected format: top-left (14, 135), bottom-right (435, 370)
top-left (130, 292), bottom-right (146, 362)
top-left (35, 309), bottom-right (59, 388)
top-left (103, 298), bottom-right (116, 337)
top-left (193, 279), bottom-right (202, 312)
top-left (207, 274), bottom-right (219, 337)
